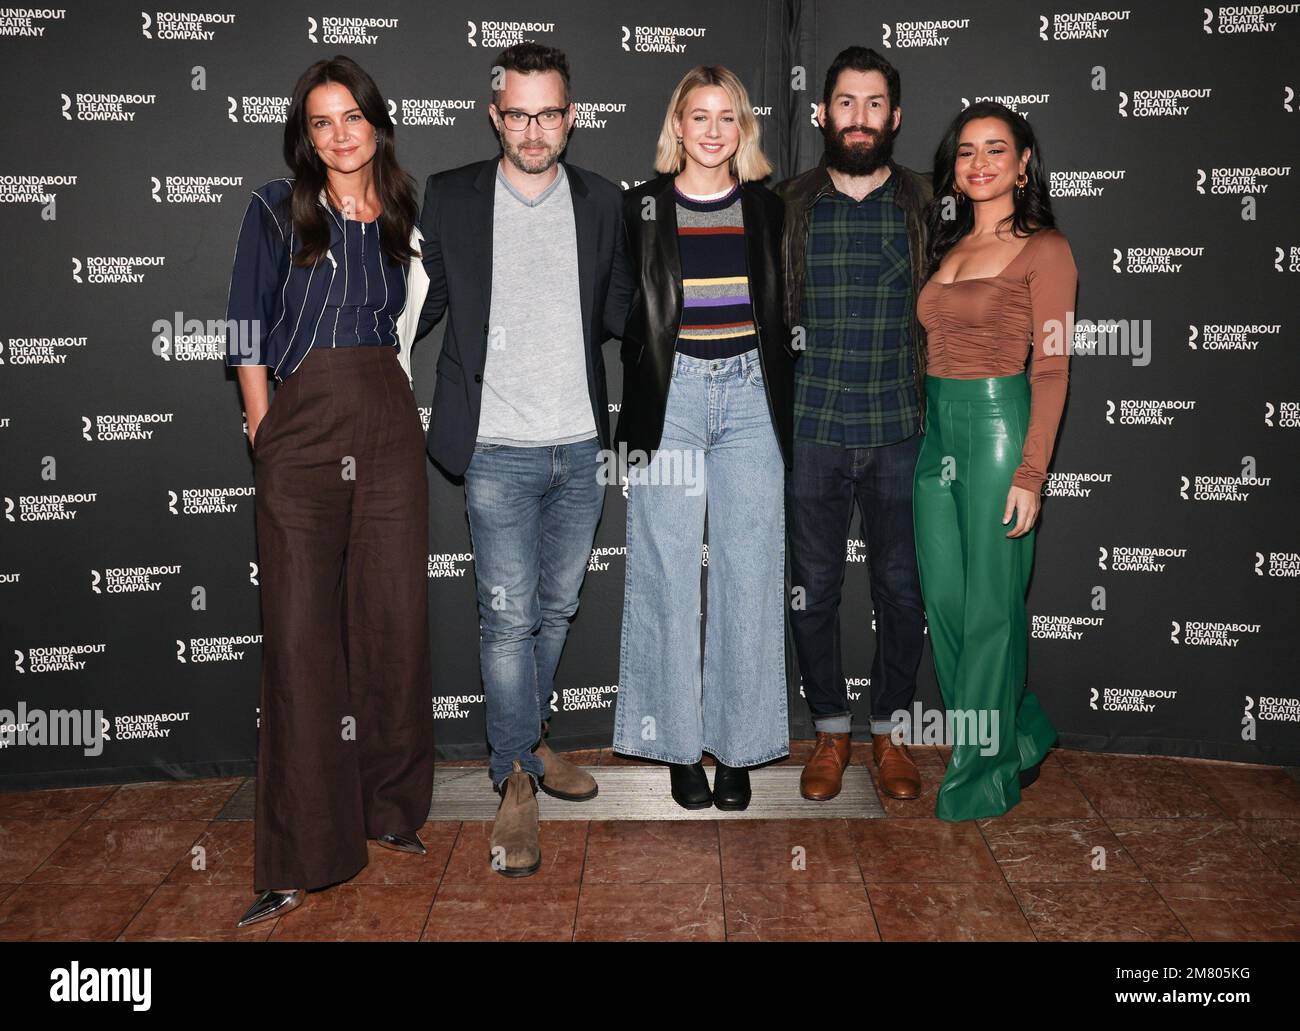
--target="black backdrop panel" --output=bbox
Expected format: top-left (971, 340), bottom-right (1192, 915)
top-left (1, 1), bottom-right (1296, 790)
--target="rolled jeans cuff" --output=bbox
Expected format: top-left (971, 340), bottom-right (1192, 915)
top-left (812, 714), bottom-right (852, 734)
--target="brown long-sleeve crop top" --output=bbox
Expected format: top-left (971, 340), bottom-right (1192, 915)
top-left (917, 227), bottom-right (1078, 492)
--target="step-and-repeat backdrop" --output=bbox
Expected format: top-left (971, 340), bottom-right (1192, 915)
top-left (2, 1), bottom-right (1297, 789)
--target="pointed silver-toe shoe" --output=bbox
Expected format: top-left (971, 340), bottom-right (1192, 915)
top-left (236, 889), bottom-right (305, 928)
top-left (375, 831), bottom-right (426, 855)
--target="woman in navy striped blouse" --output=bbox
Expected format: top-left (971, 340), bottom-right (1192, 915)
top-left (224, 56), bottom-right (433, 929)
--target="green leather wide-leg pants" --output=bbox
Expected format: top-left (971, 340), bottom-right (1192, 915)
top-left (912, 373), bottom-right (1058, 821)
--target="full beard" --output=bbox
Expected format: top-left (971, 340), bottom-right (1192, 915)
top-left (822, 121), bottom-right (896, 176)
top-left (502, 136), bottom-right (565, 175)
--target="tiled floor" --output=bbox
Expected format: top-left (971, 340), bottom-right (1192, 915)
top-left (1, 744), bottom-right (1298, 941)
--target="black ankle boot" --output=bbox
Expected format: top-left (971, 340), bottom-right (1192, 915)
top-left (1019, 757), bottom-right (1044, 789)
top-left (712, 760), bottom-right (751, 811)
top-left (669, 761), bottom-right (712, 810)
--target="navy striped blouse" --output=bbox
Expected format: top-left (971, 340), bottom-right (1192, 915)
top-left (310, 202), bottom-right (404, 351)
top-left (224, 178), bottom-right (407, 381)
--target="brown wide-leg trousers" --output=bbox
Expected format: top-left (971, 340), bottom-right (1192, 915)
top-left (251, 345), bottom-right (434, 891)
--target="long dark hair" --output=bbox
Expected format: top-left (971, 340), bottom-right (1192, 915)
top-left (923, 102), bottom-right (1057, 277)
top-left (282, 55), bottom-right (418, 269)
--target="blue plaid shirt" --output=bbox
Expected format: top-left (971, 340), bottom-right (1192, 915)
top-left (793, 173), bottom-right (920, 447)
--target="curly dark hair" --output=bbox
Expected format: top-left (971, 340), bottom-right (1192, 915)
top-left (923, 101), bottom-right (1058, 277)
top-left (821, 45), bottom-right (900, 113)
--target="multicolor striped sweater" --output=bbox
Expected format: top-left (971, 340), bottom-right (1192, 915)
top-left (674, 181), bottom-right (758, 359)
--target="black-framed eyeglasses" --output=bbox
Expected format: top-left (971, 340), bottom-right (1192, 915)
top-left (499, 107), bottom-right (567, 131)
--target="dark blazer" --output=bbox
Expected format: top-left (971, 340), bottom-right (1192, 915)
top-left (414, 158), bottom-right (634, 477)
top-left (614, 174), bottom-right (795, 468)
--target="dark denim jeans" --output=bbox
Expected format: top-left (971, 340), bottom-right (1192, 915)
top-left (463, 437), bottom-right (604, 787)
top-left (785, 433), bottom-right (925, 735)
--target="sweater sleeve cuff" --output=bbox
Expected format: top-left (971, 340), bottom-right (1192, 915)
top-left (1012, 469), bottom-right (1045, 493)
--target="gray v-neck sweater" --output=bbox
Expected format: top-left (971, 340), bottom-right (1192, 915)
top-left (477, 161), bottom-right (597, 446)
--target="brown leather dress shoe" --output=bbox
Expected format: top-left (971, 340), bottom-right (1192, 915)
top-left (800, 731), bottom-right (852, 801)
top-left (871, 733), bottom-right (921, 800)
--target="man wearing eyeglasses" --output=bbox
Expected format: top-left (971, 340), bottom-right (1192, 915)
top-left (412, 42), bottom-right (633, 877)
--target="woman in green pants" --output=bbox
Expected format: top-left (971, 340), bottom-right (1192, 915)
top-left (913, 102), bottom-right (1078, 821)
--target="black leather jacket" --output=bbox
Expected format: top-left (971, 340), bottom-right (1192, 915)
top-left (614, 174), bottom-right (795, 467)
top-left (773, 157), bottom-right (934, 425)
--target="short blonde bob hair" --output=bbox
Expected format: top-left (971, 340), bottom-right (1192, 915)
top-left (653, 65), bottom-right (772, 182)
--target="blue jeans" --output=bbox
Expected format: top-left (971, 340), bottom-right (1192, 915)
top-left (464, 436), bottom-right (604, 788)
top-left (613, 348), bottom-right (789, 767)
